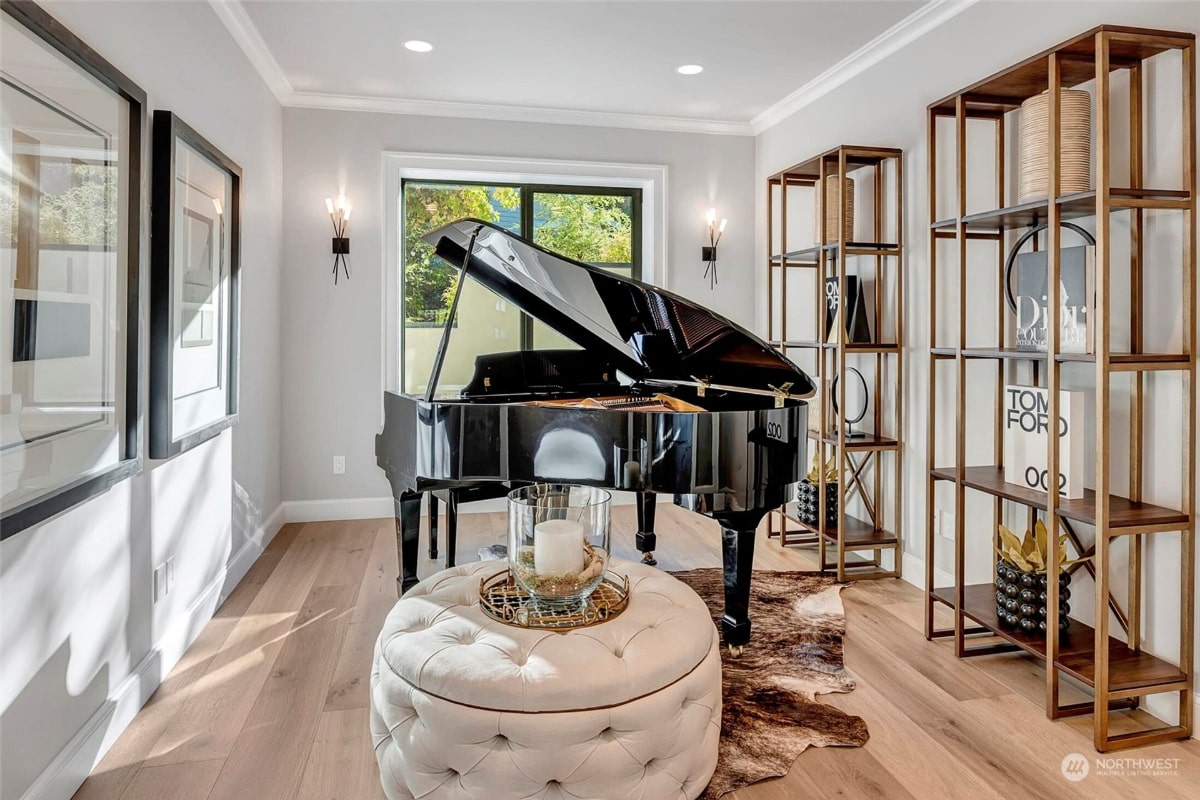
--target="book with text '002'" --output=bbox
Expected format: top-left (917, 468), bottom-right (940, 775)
top-left (1002, 384), bottom-right (1085, 499)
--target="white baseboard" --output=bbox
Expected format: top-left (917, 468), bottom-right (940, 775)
top-left (283, 496), bottom-right (394, 522)
top-left (282, 491), bottom-right (638, 524)
top-left (902, 550), bottom-right (954, 591)
top-left (23, 504), bottom-right (286, 800)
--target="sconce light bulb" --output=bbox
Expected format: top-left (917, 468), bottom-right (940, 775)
top-left (325, 198), bottom-right (335, 214)
top-left (718, 218), bottom-right (728, 233)
top-left (706, 207), bottom-right (716, 225)
top-left (342, 205), bottom-right (352, 221)
top-left (336, 194), bottom-right (347, 211)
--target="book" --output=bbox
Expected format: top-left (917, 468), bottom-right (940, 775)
top-left (1014, 245), bottom-right (1094, 353)
top-left (1002, 384), bottom-right (1084, 499)
top-left (824, 275), bottom-right (872, 343)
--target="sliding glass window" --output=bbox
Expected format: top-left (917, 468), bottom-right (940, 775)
top-left (400, 180), bottom-right (641, 395)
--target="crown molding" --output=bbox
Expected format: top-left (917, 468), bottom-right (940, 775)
top-left (208, 0), bottom-right (293, 103)
top-left (212, 0), bottom-right (969, 138)
top-left (286, 90), bottom-right (753, 135)
top-left (749, 0), bottom-right (979, 135)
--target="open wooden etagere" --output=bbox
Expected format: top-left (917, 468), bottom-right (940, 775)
top-left (924, 25), bottom-right (1195, 751)
top-left (766, 145), bottom-right (903, 581)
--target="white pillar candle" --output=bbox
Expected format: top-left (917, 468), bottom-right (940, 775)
top-left (533, 518), bottom-right (585, 576)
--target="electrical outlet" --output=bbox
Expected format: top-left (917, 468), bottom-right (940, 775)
top-left (332, 455), bottom-right (346, 475)
top-left (166, 557), bottom-right (176, 595)
top-left (938, 510), bottom-right (956, 541)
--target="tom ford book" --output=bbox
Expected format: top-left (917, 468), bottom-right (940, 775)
top-left (1003, 384), bottom-right (1084, 499)
top-left (1014, 245), bottom-right (1094, 353)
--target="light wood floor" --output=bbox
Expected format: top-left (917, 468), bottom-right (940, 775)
top-left (73, 506), bottom-right (1200, 800)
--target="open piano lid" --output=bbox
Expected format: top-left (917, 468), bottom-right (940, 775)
top-left (423, 219), bottom-right (815, 400)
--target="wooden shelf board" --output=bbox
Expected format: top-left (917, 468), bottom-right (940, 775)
top-left (782, 504), bottom-right (898, 547)
top-left (926, 347), bottom-right (1190, 370)
top-left (929, 466), bottom-right (1189, 530)
top-left (929, 188), bottom-right (1191, 232)
top-left (930, 585), bottom-right (1186, 692)
top-left (771, 241), bottom-right (900, 263)
top-left (928, 25), bottom-right (1194, 113)
top-left (770, 146), bottom-right (902, 181)
top-left (806, 430), bottom-right (900, 451)
top-left (785, 341), bottom-right (900, 353)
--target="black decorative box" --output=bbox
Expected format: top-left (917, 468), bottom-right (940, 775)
top-left (995, 560), bottom-right (1071, 635)
top-left (796, 480), bottom-right (838, 527)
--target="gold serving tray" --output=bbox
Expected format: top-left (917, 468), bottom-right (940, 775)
top-left (479, 569), bottom-right (630, 631)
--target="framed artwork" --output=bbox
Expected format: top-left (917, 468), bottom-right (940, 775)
top-left (149, 111), bottom-right (240, 459)
top-left (1, 0), bottom-right (145, 537)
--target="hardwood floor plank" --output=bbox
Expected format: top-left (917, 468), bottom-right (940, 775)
top-left (351, 519), bottom-right (400, 625)
top-left (295, 707), bottom-right (386, 800)
top-left (314, 521), bottom-right (376, 588)
top-left (323, 621), bottom-right (378, 712)
top-left (115, 760), bottom-right (223, 800)
top-left (207, 584), bottom-right (356, 800)
top-left (143, 537), bottom-right (332, 767)
top-left (71, 526), bottom-right (298, 800)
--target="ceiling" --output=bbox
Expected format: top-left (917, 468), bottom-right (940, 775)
top-left (227, 1), bottom-right (951, 134)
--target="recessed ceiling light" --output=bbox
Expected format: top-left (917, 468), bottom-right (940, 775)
top-left (404, 40), bottom-right (434, 53)
top-left (676, 64), bottom-right (704, 75)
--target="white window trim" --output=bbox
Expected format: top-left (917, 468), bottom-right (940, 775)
top-left (381, 151), bottom-right (668, 395)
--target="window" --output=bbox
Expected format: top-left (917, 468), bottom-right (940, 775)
top-left (400, 179), bottom-right (642, 395)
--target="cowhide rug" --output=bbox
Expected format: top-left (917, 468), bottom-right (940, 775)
top-left (671, 569), bottom-right (869, 799)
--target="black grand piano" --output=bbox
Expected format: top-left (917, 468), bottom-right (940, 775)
top-left (376, 218), bottom-right (815, 650)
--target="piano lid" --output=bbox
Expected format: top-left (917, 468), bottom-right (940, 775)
top-left (423, 219), bottom-right (815, 398)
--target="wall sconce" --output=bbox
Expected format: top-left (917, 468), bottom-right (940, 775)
top-left (702, 207), bottom-right (727, 289)
top-left (325, 194), bottom-right (352, 284)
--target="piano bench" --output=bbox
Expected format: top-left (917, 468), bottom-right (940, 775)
top-left (370, 559), bottom-right (721, 800)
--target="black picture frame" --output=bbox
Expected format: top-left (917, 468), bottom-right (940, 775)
top-left (0, 0), bottom-right (146, 538)
top-left (149, 111), bottom-right (241, 459)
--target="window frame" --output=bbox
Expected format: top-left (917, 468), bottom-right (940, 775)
top-left (398, 177), bottom-right (644, 372)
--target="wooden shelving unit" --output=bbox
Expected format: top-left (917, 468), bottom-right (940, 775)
top-left (766, 145), bottom-right (903, 581)
top-left (925, 25), bottom-right (1195, 751)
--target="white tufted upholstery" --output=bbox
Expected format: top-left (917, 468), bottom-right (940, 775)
top-left (370, 559), bottom-right (721, 800)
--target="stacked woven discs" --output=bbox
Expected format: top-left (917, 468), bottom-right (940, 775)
top-left (1019, 88), bottom-right (1092, 201)
top-left (814, 176), bottom-right (855, 243)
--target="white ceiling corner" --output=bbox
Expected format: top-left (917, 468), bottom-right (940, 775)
top-left (749, 0), bottom-right (980, 134)
top-left (207, 0), bottom-right (293, 104)
top-left (212, 0), bottom-right (974, 137)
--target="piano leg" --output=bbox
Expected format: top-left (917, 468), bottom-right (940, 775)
top-left (635, 491), bottom-right (658, 566)
top-left (445, 492), bottom-right (459, 568)
top-left (395, 491), bottom-right (422, 596)
top-left (720, 523), bottom-right (756, 656)
top-left (428, 493), bottom-right (439, 560)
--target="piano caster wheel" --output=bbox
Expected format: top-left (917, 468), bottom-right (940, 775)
top-left (641, 551), bottom-right (658, 566)
top-left (727, 645), bottom-right (744, 658)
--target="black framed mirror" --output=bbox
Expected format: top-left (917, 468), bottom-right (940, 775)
top-left (1, 0), bottom-right (146, 537)
top-left (149, 111), bottom-right (241, 459)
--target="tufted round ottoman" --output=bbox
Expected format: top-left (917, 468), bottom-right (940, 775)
top-left (370, 559), bottom-right (721, 800)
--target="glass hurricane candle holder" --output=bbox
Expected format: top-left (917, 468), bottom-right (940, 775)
top-left (508, 484), bottom-right (611, 609)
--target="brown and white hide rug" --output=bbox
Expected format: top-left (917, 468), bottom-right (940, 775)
top-left (671, 569), bottom-right (869, 799)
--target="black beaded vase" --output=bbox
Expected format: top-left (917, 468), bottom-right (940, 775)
top-left (995, 559), bottom-right (1071, 635)
top-left (796, 480), bottom-right (838, 527)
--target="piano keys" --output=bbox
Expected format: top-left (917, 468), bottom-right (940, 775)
top-left (376, 218), bottom-right (815, 651)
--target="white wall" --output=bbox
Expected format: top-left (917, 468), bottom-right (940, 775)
top-left (281, 108), bottom-right (755, 504)
top-left (0, 3), bottom-right (283, 798)
top-left (757, 0), bottom-right (1200, 721)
